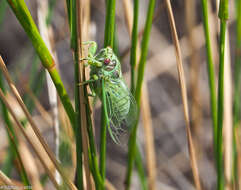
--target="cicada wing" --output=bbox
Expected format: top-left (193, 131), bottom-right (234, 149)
top-left (104, 80), bottom-right (138, 143)
top-left (122, 90), bottom-right (138, 130)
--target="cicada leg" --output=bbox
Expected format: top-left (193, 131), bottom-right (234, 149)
top-left (78, 74), bottom-right (99, 97)
top-left (82, 41), bottom-right (97, 56)
top-left (79, 57), bottom-right (102, 67)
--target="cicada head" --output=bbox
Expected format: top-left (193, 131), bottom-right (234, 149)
top-left (94, 47), bottom-right (120, 72)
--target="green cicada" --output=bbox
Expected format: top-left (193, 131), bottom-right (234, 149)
top-left (81, 41), bottom-right (137, 142)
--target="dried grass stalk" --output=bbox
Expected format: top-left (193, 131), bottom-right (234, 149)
top-left (165, 0), bottom-right (201, 189)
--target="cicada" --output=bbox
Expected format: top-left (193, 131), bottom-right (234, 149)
top-left (81, 41), bottom-right (137, 143)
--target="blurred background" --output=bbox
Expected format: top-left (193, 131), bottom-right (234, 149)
top-left (0, 0), bottom-right (237, 189)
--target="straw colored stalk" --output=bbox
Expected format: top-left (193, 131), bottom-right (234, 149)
top-left (164, 0), bottom-right (201, 189)
top-left (184, 0), bottom-right (203, 150)
top-left (37, 0), bottom-right (60, 183)
top-left (223, 17), bottom-right (232, 190)
top-left (76, 1), bottom-right (93, 189)
top-left (17, 139), bottom-right (43, 190)
top-left (122, 0), bottom-right (156, 189)
top-left (0, 56), bottom-right (77, 190)
top-left (216, 1), bottom-right (232, 188)
top-left (105, 180), bottom-right (117, 190)
top-left (0, 170), bottom-right (14, 186)
top-left (8, 112), bottom-right (42, 190)
top-left (0, 88), bottom-right (59, 189)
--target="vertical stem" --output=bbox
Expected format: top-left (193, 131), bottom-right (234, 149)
top-left (200, 0), bottom-right (218, 159)
top-left (233, 0), bottom-right (241, 188)
top-left (217, 0), bottom-right (228, 189)
top-left (100, 79), bottom-right (108, 181)
top-left (217, 20), bottom-right (226, 190)
top-left (104, 0), bottom-right (116, 48)
top-left (130, 0), bottom-right (139, 93)
top-left (70, 0), bottom-right (84, 188)
top-left (101, 0), bottom-right (116, 186)
top-left (125, 0), bottom-right (156, 189)
top-left (76, 1), bottom-right (92, 189)
top-left (165, 0), bottom-right (201, 189)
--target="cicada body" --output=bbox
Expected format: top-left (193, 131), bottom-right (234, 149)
top-left (83, 41), bottom-right (137, 142)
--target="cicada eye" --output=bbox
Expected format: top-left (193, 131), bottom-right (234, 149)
top-left (104, 58), bottom-right (111, 65)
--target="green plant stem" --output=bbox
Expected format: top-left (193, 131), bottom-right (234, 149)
top-left (66, 1), bottom-right (103, 189)
top-left (200, 0), bottom-right (218, 159)
top-left (100, 79), bottom-right (108, 183)
top-left (104, 0), bottom-right (116, 48)
top-left (125, 0), bottom-right (156, 189)
top-left (6, 0), bottom-right (75, 128)
top-left (217, 20), bottom-right (226, 190)
top-left (233, 0), bottom-right (241, 187)
top-left (69, 0), bottom-right (83, 189)
top-left (74, 51), bottom-right (84, 190)
top-left (135, 146), bottom-right (148, 190)
top-left (130, 0), bottom-right (139, 94)
top-left (234, 0), bottom-right (241, 129)
top-left (85, 103), bottom-right (103, 189)
top-left (100, 0), bottom-right (116, 187)
top-left (217, 0), bottom-right (228, 189)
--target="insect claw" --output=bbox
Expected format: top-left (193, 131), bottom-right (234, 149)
top-left (87, 93), bottom-right (96, 97)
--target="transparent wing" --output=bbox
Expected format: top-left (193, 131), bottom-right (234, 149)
top-left (104, 79), bottom-right (138, 143)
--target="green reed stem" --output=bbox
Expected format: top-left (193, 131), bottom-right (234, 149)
top-left (100, 0), bottom-right (116, 186)
top-left (68, 0), bottom-right (83, 189)
top-left (104, 0), bottom-right (116, 48)
top-left (100, 79), bottom-right (108, 182)
top-left (200, 0), bottom-right (218, 159)
top-left (125, 0), bottom-right (156, 189)
top-left (66, 1), bottom-right (103, 189)
top-left (135, 146), bottom-right (148, 190)
top-left (6, 0), bottom-right (75, 128)
top-left (74, 51), bottom-right (84, 190)
top-left (234, 0), bottom-right (241, 131)
top-left (217, 0), bottom-right (228, 189)
top-left (130, 0), bottom-right (139, 94)
top-left (85, 101), bottom-right (103, 189)
top-left (233, 0), bottom-right (241, 186)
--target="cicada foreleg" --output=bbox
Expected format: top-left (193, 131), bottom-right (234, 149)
top-left (79, 57), bottom-right (102, 67)
top-left (80, 41), bottom-right (103, 67)
top-left (78, 74), bottom-right (99, 97)
top-left (82, 41), bottom-right (97, 56)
